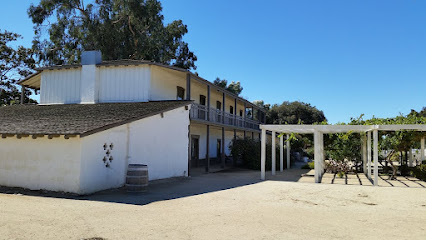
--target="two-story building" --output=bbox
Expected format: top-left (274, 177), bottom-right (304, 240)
top-left (0, 51), bottom-right (265, 194)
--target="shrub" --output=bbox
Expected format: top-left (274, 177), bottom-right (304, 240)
top-left (399, 165), bottom-right (415, 176)
top-left (230, 138), bottom-right (281, 171)
top-left (413, 164), bottom-right (426, 181)
top-left (301, 162), bottom-right (314, 169)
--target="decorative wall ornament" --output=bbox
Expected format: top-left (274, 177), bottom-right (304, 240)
top-left (102, 143), bottom-right (114, 167)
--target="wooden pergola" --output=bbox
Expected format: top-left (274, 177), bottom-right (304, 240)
top-left (260, 124), bottom-right (426, 186)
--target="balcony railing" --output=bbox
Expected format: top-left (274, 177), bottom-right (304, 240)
top-left (190, 103), bottom-right (260, 130)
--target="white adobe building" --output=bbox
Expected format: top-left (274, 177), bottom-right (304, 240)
top-left (0, 51), bottom-right (265, 194)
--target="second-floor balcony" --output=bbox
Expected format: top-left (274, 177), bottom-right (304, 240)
top-left (190, 103), bottom-right (260, 130)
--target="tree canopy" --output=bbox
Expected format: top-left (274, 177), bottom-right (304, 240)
top-left (0, 29), bottom-right (36, 105)
top-left (266, 101), bottom-right (326, 124)
top-left (28, 0), bottom-right (197, 69)
top-left (213, 77), bottom-right (243, 95)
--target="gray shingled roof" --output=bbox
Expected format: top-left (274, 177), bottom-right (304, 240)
top-left (0, 101), bottom-right (191, 137)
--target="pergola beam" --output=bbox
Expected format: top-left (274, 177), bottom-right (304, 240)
top-left (260, 124), bottom-right (426, 134)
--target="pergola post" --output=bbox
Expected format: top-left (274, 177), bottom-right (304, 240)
top-left (206, 125), bottom-right (210, 173)
top-left (272, 131), bottom-right (276, 175)
top-left (286, 134), bottom-right (291, 169)
top-left (420, 137), bottom-right (424, 166)
top-left (367, 131), bottom-right (372, 179)
top-left (373, 129), bottom-right (379, 186)
top-left (280, 134), bottom-right (284, 172)
top-left (314, 130), bottom-right (324, 183)
top-left (362, 133), bottom-right (367, 174)
top-left (261, 129), bottom-right (266, 180)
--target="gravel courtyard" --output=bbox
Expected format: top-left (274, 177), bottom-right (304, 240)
top-left (1, 169), bottom-right (425, 240)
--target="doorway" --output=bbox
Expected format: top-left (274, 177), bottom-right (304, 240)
top-left (191, 135), bottom-right (200, 168)
top-left (216, 139), bottom-right (222, 162)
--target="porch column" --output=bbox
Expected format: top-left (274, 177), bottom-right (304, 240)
top-left (362, 133), bottom-right (367, 173)
top-left (272, 131), bottom-right (276, 175)
top-left (244, 102), bottom-right (246, 128)
top-left (206, 125), bottom-right (210, 173)
top-left (221, 127), bottom-right (225, 168)
top-left (222, 92), bottom-right (226, 124)
top-left (186, 73), bottom-right (191, 100)
top-left (234, 98), bottom-right (237, 126)
top-left (207, 85), bottom-right (210, 121)
top-left (286, 134), bottom-right (291, 169)
top-left (261, 129), bottom-right (266, 180)
top-left (233, 129), bottom-right (236, 166)
top-left (421, 137), bottom-right (425, 165)
top-left (314, 130), bottom-right (324, 183)
top-left (367, 131), bottom-right (372, 179)
top-left (280, 134), bottom-right (284, 172)
top-left (373, 129), bottom-right (379, 186)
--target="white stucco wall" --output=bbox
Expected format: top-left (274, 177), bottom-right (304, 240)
top-left (0, 137), bottom-right (81, 193)
top-left (79, 125), bottom-right (129, 194)
top-left (128, 106), bottom-right (190, 180)
top-left (150, 66), bottom-right (186, 100)
top-left (77, 105), bottom-right (190, 193)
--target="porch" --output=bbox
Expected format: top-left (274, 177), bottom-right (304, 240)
top-left (190, 103), bottom-right (260, 130)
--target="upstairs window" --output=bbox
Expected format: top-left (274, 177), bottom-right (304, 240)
top-left (230, 106), bottom-right (234, 114)
top-left (200, 95), bottom-right (206, 105)
top-left (177, 86), bottom-right (185, 100)
top-left (240, 110), bottom-right (243, 117)
top-left (216, 101), bottom-right (222, 110)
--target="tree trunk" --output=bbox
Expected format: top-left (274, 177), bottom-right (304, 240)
top-left (386, 151), bottom-right (397, 180)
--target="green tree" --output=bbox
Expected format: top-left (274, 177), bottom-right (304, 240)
top-left (267, 101), bottom-right (326, 124)
top-left (213, 77), bottom-right (243, 95)
top-left (350, 114), bottom-right (426, 179)
top-left (0, 29), bottom-right (36, 105)
top-left (28, 0), bottom-right (197, 69)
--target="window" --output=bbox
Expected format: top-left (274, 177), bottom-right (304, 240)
top-left (230, 106), bottom-right (234, 114)
top-left (216, 101), bottom-right (222, 110)
top-left (200, 95), bottom-right (206, 105)
top-left (240, 110), bottom-right (243, 117)
top-left (177, 86), bottom-right (185, 100)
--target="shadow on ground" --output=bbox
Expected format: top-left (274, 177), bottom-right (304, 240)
top-left (0, 168), bottom-right (311, 206)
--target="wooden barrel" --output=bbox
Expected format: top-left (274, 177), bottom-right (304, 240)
top-left (125, 164), bottom-right (148, 192)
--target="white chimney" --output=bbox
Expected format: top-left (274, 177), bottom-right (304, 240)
top-left (80, 51), bottom-right (102, 104)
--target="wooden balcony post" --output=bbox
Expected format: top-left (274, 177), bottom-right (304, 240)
top-left (234, 98), bottom-right (237, 126)
top-left (222, 92), bottom-right (225, 124)
top-left (207, 85), bottom-right (210, 121)
top-left (206, 125), bottom-right (210, 173)
top-left (221, 127), bottom-right (225, 168)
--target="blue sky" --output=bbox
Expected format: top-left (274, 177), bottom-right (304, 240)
top-left (2, 0), bottom-right (426, 123)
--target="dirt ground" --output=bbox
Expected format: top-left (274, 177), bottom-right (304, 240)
top-left (1, 169), bottom-right (426, 240)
